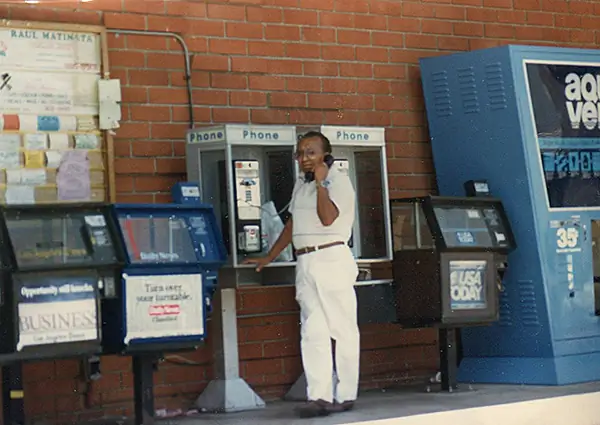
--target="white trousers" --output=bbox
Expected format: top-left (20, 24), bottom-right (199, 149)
top-left (295, 244), bottom-right (360, 404)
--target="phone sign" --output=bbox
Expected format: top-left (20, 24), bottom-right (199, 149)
top-left (449, 260), bottom-right (487, 310)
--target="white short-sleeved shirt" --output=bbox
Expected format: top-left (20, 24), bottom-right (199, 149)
top-left (289, 166), bottom-right (356, 249)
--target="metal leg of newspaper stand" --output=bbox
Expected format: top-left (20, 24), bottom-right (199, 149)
top-left (133, 355), bottom-right (156, 425)
top-left (439, 328), bottom-right (459, 392)
top-left (2, 363), bottom-right (25, 425)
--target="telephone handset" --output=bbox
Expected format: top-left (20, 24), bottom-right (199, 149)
top-left (305, 154), bottom-right (335, 182)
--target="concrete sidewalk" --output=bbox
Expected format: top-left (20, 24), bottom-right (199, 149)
top-left (137, 381), bottom-right (600, 425)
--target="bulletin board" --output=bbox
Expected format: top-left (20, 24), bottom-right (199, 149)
top-left (0, 20), bottom-right (115, 205)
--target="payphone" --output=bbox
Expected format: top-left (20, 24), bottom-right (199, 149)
top-left (219, 160), bottom-right (262, 254)
top-left (420, 45), bottom-right (600, 385)
top-left (186, 124), bottom-right (395, 407)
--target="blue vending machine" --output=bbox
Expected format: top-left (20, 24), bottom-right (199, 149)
top-left (420, 45), bottom-right (600, 385)
top-left (102, 202), bottom-right (226, 423)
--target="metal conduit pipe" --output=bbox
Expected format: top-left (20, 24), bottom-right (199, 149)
top-left (107, 29), bottom-right (195, 128)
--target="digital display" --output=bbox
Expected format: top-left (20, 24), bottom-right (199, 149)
top-left (525, 62), bottom-right (600, 208)
top-left (117, 216), bottom-right (198, 265)
top-left (433, 205), bottom-right (510, 249)
top-left (5, 211), bottom-right (117, 268)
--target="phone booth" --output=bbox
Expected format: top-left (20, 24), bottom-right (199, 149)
top-left (0, 203), bottom-right (124, 425)
top-left (101, 202), bottom-right (226, 424)
top-left (185, 124), bottom-right (394, 407)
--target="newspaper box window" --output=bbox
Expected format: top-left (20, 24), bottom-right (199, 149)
top-left (0, 204), bottom-right (123, 360)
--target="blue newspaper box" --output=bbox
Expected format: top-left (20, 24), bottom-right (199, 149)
top-left (102, 203), bottom-right (226, 353)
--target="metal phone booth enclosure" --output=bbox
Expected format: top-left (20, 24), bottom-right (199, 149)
top-left (185, 124), bottom-right (394, 407)
top-left (391, 195), bottom-right (516, 390)
top-left (102, 203), bottom-right (225, 425)
top-left (420, 45), bottom-right (600, 385)
top-left (0, 203), bottom-right (124, 425)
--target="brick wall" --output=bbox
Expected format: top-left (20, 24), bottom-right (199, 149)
top-left (2, 0), bottom-right (599, 423)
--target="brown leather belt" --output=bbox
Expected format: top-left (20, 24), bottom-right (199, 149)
top-left (295, 241), bottom-right (345, 256)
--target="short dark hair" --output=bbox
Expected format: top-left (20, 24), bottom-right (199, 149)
top-left (298, 131), bottom-right (332, 154)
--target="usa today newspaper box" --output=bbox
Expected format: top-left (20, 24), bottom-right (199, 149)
top-left (391, 195), bottom-right (516, 390)
top-left (0, 203), bottom-right (123, 361)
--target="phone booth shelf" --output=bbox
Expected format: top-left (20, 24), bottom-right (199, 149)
top-left (390, 195), bottom-right (516, 391)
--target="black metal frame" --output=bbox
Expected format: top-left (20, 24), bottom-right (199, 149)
top-left (390, 195), bottom-right (518, 254)
top-left (390, 195), bottom-right (515, 392)
top-left (0, 203), bottom-right (126, 425)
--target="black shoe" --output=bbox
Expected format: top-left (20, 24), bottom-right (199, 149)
top-left (326, 400), bottom-right (355, 413)
top-left (295, 399), bottom-right (332, 418)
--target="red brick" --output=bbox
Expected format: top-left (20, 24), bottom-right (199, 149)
top-left (387, 17), bottom-right (421, 32)
top-left (372, 31), bottom-right (404, 47)
top-left (356, 47), bottom-right (388, 62)
top-left (209, 39), bottom-right (247, 55)
top-left (402, 2), bottom-right (434, 17)
top-left (484, 0), bottom-right (512, 6)
top-left (104, 12), bottom-right (146, 30)
top-left (323, 78), bottom-right (356, 93)
top-left (249, 41), bottom-right (286, 56)
top-left (515, 0), bottom-right (541, 10)
top-left (247, 6), bottom-right (283, 22)
top-left (147, 53), bottom-right (185, 69)
top-left (109, 51), bottom-right (144, 67)
top-left (299, 0), bottom-right (334, 10)
top-left (192, 54), bottom-right (229, 71)
top-left (405, 34), bottom-right (437, 49)
top-left (227, 22), bottom-right (264, 39)
top-left (454, 22), bottom-right (484, 36)
top-left (371, 0), bottom-right (403, 15)
top-left (166, 1), bottom-right (206, 17)
top-left (304, 61), bottom-right (339, 76)
top-left (212, 108), bottom-right (250, 123)
top-left (149, 88), bottom-right (189, 104)
top-left (114, 158), bottom-right (155, 174)
top-left (267, 59), bottom-right (303, 74)
top-left (422, 20), bottom-right (453, 34)
top-left (338, 30), bottom-right (371, 45)
top-left (323, 45), bottom-right (355, 60)
top-left (230, 91), bottom-right (268, 106)
top-left (286, 43), bottom-right (321, 58)
top-left (321, 12), bottom-right (355, 27)
top-left (249, 75), bottom-right (286, 91)
top-left (130, 106), bottom-right (171, 121)
top-left (286, 77), bottom-right (321, 92)
top-left (374, 64), bottom-right (407, 79)
top-left (435, 5), bottom-right (466, 19)
top-left (212, 74), bottom-right (248, 89)
top-left (284, 9), bottom-right (318, 25)
top-left (303, 27), bottom-right (336, 43)
top-left (438, 36), bottom-right (470, 51)
top-left (207, 3), bottom-right (246, 20)
top-left (485, 23), bottom-right (515, 38)
top-left (269, 93), bottom-right (307, 107)
top-left (265, 24), bottom-right (301, 40)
